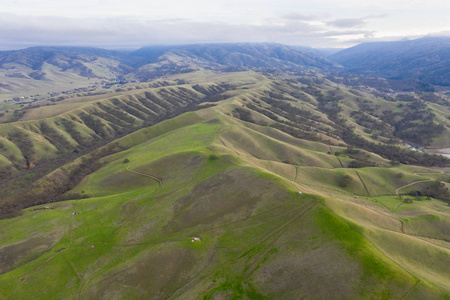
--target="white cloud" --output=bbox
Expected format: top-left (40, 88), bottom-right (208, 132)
top-left (0, 0), bottom-right (448, 50)
top-left (0, 13), bottom-right (376, 49)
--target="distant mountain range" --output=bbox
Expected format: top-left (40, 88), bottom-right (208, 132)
top-left (330, 36), bottom-right (450, 86)
top-left (0, 43), bottom-right (337, 82)
top-left (1, 37), bottom-right (450, 87)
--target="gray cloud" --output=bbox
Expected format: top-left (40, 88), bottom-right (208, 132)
top-left (282, 13), bottom-right (322, 21)
top-left (327, 18), bottom-right (366, 28)
top-left (0, 13), bottom-right (380, 50)
top-left (327, 15), bottom-right (387, 29)
top-left (343, 33), bottom-right (425, 45)
top-left (320, 30), bottom-right (375, 37)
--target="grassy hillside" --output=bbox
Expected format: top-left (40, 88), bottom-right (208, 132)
top-left (0, 71), bottom-right (449, 299)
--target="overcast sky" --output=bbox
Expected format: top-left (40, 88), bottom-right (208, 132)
top-left (1, 0), bottom-right (449, 50)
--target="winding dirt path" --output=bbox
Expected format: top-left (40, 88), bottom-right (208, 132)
top-left (395, 171), bottom-right (443, 197)
top-left (126, 166), bottom-right (163, 192)
top-left (108, 166), bottom-right (165, 235)
top-left (395, 179), bottom-right (434, 197)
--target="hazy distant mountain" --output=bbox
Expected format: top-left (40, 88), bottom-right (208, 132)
top-left (129, 43), bottom-right (339, 81)
top-left (0, 46), bottom-right (133, 79)
top-left (291, 46), bottom-right (343, 57)
top-left (330, 36), bottom-right (450, 86)
top-left (2, 40), bottom-right (450, 88)
top-left (162, 43), bottom-right (337, 69)
top-left (0, 43), bottom-right (338, 83)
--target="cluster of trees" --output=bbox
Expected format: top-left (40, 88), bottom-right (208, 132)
top-left (39, 122), bottom-right (72, 154)
top-left (7, 130), bottom-right (34, 169)
top-left (233, 83), bottom-right (449, 168)
top-left (192, 83), bottom-right (236, 102)
top-left (78, 112), bottom-right (110, 138)
top-left (418, 93), bottom-right (449, 106)
top-left (350, 110), bottom-right (394, 137)
top-left (342, 128), bottom-right (449, 166)
top-left (192, 83), bottom-right (230, 96)
top-left (346, 91), bottom-right (447, 146)
top-left (111, 98), bottom-right (149, 121)
top-left (299, 85), bottom-right (450, 167)
top-left (0, 143), bottom-right (126, 218)
top-left (376, 101), bottom-right (444, 146)
top-left (259, 95), bottom-right (337, 139)
top-left (339, 174), bottom-right (352, 187)
top-left (334, 148), bottom-right (377, 168)
top-left (233, 107), bottom-right (253, 123)
top-left (408, 180), bottom-right (450, 204)
top-left (325, 74), bottom-right (435, 93)
top-left (241, 102), bottom-right (330, 143)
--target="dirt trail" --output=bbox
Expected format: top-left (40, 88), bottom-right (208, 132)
top-left (126, 166), bottom-right (163, 192)
top-left (395, 178), bottom-right (434, 197)
top-left (243, 200), bottom-right (318, 279)
top-left (203, 202), bottom-right (304, 235)
top-left (395, 171), bottom-right (443, 197)
top-left (110, 166), bottom-right (164, 235)
top-left (354, 170), bottom-right (370, 197)
top-left (69, 260), bottom-right (83, 299)
top-left (218, 136), bottom-right (243, 158)
top-left (401, 280), bottom-right (421, 300)
top-left (87, 174), bottom-right (95, 198)
top-left (328, 145), bottom-right (343, 167)
top-left (336, 156), bottom-right (344, 167)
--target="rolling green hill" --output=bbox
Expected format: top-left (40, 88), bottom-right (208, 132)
top-left (0, 71), bottom-right (449, 299)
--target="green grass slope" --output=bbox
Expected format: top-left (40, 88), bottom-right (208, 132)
top-left (0, 71), bottom-right (449, 299)
top-left (0, 104), bottom-right (449, 299)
